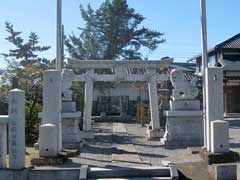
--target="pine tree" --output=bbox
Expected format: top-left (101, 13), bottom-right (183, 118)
top-left (2, 22), bottom-right (50, 64)
top-left (1, 22), bottom-right (52, 144)
top-left (65, 0), bottom-right (165, 60)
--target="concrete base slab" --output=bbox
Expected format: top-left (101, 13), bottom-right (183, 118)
top-left (208, 163), bottom-right (237, 180)
top-left (0, 169), bottom-right (28, 180)
top-left (94, 115), bottom-right (133, 122)
top-left (80, 130), bottom-right (95, 140)
top-left (63, 149), bottom-right (79, 157)
top-left (88, 166), bottom-right (177, 179)
top-left (187, 147), bottom-right (202, 154)
top-left (146, 128), bottom-right (164, 140)
top-left (0, 166), bottom-right (178, 180)
top-left (31, 154), bottom-right (68, 166)
top-left (63, 142), bottom-right (80, 149)
top-left (199, 148), bottom-right (240, 165)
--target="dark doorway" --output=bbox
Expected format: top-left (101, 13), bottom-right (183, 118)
top-left (97, 96), bottom-right (129, 115)
top-left (225, 85), bottom-right (240, 114)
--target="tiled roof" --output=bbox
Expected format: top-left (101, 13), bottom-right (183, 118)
top-left (188, 33), bottom-right (240, 61)
top-left (168, 62), bottom-right (197, 81)
top-left (216, 34), bottom-right (240, 49)
top-left (170, 62), bottom-right (196, 72)
top-left (126, 62), bottom-right (196, 81)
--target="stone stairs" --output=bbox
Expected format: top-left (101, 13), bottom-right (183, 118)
top-left (80, 166), bottom-right (178, 180)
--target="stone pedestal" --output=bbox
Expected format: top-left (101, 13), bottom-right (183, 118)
top-left (62, 112), bottom-right (81, 149)
top-left (170, 100), bottom-right (200, 111)
top-left (79, 131), bottom-right (95, 140)
top-left (100, 112), bottom-right (106, 117)
top-left (161, 110), bottom-right (203, 146)
top-left (162, 69), bottom-right (204, 147)
top-left (62, 101), bottom-right (76, 112)
top-left (61, 70), bottom-right (82, 149)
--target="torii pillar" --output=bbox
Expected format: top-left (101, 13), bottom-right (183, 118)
top-left (83, 69), bottom-right (94, 131)
top-left (147, 69), bottom-right (162, 139)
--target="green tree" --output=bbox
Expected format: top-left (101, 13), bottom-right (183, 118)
top-left (65, 0), bottom-right (166, 109)
top-left (65, 0), bottom-right (165, 60)
top-left (1, 22), bottom-right (52, 144)
top-left (2, 22), bottom-right (50, 62)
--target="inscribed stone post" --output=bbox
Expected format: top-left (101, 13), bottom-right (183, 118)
top-left (42, 70), bottom-right (62, 153)
top-left (8, 89), bottom-right (25, 169)
top-left (206, 68), bottom-right (224, 151)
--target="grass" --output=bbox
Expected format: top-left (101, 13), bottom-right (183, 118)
top-left (5, 146), bottom-right (39, 167)
top-left (26, 146), bottom-right (39, 167)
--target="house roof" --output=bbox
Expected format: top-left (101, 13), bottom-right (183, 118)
top-left (170, 62), bottom-right (196, 72)
top-left (188, 33), bottom-right (240, 61)
top-left (216, 33), bottom-right (240, 49)
top-left (169, 62), bottom-right (196, 81)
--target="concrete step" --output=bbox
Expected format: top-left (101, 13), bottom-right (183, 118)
top-left (88, 178), bottom-right (173, 180)
top-left (83, 166), bottom-right (178, 180)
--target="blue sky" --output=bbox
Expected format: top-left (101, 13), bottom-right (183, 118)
top-left (0, 0), bottom-right (239, 68)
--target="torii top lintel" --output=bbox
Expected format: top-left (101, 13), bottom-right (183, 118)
top-left (68, 58), bottom-right (172, 69)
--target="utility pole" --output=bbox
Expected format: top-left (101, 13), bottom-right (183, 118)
top-left (56, 0), bottom-right (63, 152)
top-left (56, 0), bottom-right (62, 71)
top-left (200, 0), bottom-right (208, 148)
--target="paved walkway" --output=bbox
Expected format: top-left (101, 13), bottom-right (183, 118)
top-left (63, 118), bottom-right (240, 179)
top-left (32, 118), bottom-right (240, 179)
top-left (74, 121), bottom-right (202, 168)
top-left (67, 120), bottom-right (213, 179)
top-left (228, 118), bottom-right (240, 154)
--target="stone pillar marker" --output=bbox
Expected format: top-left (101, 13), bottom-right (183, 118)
top-left (83, 69), bottom-right (94, 131)
top-left (8, 89), bottom-right (25, 169)
top-left (205, 67), bottom-right (224, 151)
top-left (0, 123), bottom-right (7, 168)
top-left (41, 70), bottom-right (62, 154)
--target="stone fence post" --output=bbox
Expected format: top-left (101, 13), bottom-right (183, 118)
top-left (8, 89), bottom-right (25, 169)
top-left (0, 116), bottom-right (8, 168)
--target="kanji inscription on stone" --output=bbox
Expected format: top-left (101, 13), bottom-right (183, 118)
top-left (8, 89), bottom-right (25, 169)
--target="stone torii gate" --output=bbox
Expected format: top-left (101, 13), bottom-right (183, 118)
top-left (66, 58), bottom-right (171, 139)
